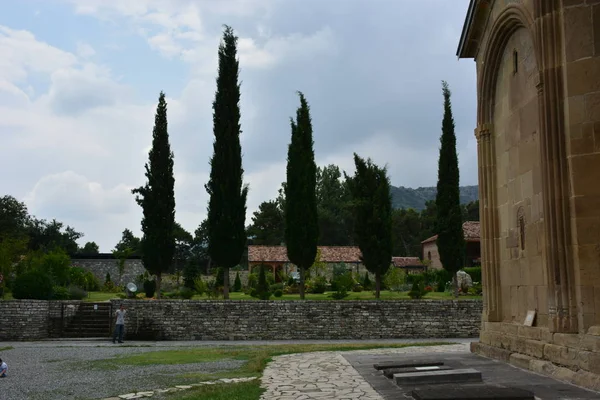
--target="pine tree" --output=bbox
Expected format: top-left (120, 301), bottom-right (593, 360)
top-left (132, 91), bottom-right (176, 299)
top-left (284, 92), bottom-right (319, 300)
top-left (435, 81), bottom-right (465, 298)
top-left (347, 154), bottom-right (393, 299)
top-left (205, 25), bottom-right (248, 300)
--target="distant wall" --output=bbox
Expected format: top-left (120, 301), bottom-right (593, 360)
top-left (71, 258), bottom-right (145, 286)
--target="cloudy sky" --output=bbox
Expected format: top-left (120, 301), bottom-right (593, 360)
top-left (0, 0), bottom-right (477, 252)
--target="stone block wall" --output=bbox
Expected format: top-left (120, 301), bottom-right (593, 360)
top-left (71, 258), bottom-right (146, 286)
top-left (108, 299), bottom-right (482, 341)
top-left (472, 322), bottom-right (600, 392)
top-left (0, 300), bottom-right (50, 340)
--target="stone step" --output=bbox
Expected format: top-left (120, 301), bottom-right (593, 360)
top-left (374, 361), bottom-right (444, 370)
top-left (411, 386), bottom-right (535, 400)
top-left (383, 365), bottom-right (453, 379)
top-left (394, 368), bottom-right (482, 386)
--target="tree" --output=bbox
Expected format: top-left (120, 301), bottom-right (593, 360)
top-left (316, 165), bottom-right (353, 245)
top-left (462, 200), bottom-right (480, 222)
top-left (205, 25), bottom-right (248, 300)
top-left (114, 229), bottom-right (141, 255)
top-left (435, 81), bottom-right (465, 298)
top-left (26, 218), bottom-right (82, 254)
top-left (391, 208), bottom-right (422, 256)
top-left (132, 91), bottom-right (176, 299)
top-left (246, 200), bottom-right (285, 245)
top-left (347, 154), bottom-right (393, 299)
top-left (79, 242), bottom-right (99, 254)
top-left (173, 222), bottom-right (194, 281)
top-left (0, 195), bottom-right (29, 240)
top-left (284, 92), bottom-right (319, 300)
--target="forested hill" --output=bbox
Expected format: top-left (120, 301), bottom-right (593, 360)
top-left (391, 185), bottom-right (479, 210)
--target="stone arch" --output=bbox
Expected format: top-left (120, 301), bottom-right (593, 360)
top-left (478, 4), bottom-right (539, 126)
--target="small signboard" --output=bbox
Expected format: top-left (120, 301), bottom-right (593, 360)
top-left (524, 310), bottom-right (536, 326)
top-left (94, 304), bottom-right (98, 311)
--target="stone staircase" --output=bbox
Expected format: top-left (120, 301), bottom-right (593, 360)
top-left (62, 302), bottom-right (112, 338)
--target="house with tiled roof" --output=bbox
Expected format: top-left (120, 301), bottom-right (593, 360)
top-left (248, 245), bottom-right (365, 280)
top-left (391, 256), bottom-right (426, 274)
top-left (421, 221), bottom-right (481, 270)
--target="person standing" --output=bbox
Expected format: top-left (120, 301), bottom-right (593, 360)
top-left (112, 304), bottom-right (126, 344)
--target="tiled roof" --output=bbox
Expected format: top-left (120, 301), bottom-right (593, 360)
top-left (248, 245), bottom-right (362, 263)
top-left (392, 257), bottom-right (422, 267)
top-left (421, 221), bottom-right (481, 244)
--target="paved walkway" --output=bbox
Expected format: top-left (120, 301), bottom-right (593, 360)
top-left (260, 343), bottom-right (470, 400)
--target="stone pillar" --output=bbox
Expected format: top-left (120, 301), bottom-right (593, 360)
top-left (534, 0), bottom-right (578, 333)
top-left (476, 124), bottom-right (502, 322)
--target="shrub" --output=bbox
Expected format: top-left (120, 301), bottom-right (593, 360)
top-left (253, 265), bottom-right (271, 300)
top-left (408, 277), bottom-right (427, 299)
top-left (463, 266), bottom-right (481, 283)
top-left (233, 271), bottom-right (242, 292)
top-left (68, 286), bottom-right (87, 300)
top-left (352, 284), bottom-right (363, 292)
top-left (269, 282), bottom-right (284, 292)
top-left (105, 272), bottom-right (112, 284)
top-left (194, 277), bottom-right (207, 296)
top-left (330, 291), bottom-right (349, 300)
top-left (308, 276), bottom-right (327, 294)
top-left (40, 250), bottom-right (71, 286)
top-left (179, 287), bottom-right (194, 299)
top-left (330, 271), bottom-right (354, 299)
top-left (214, 267), bottom-right (225, 288)
top-left (273, 289), bottom-right (283, 297)
top-left (52, 286), bottom-right (71, 300)
top-left (183, 260), bottom-right (201, 289)
top-left (12, 270), bottom-right (54, 300)
top-left (143, 279), bottom-right (156, 298)
top-left (363, 272), bottom-right (372, 290)
top-left (247, 273), bottom-right (258, 289)
top-left (384, 267), bottom-right (406, 292)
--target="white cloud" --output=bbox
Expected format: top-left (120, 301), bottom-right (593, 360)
top-left (76, 42), bottom-right (96, 58)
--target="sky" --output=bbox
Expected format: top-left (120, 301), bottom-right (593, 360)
top-left (0, 0), bottom-right (478, 252)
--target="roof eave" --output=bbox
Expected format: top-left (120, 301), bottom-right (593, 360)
top-left (456, 0), bottom-right (490, 59)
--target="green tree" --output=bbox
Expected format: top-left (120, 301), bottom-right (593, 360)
top-left (284, 92), bottom-right (319, 300)
top-left (347, 154), bottom-right (393, 299)
top-left (462, 200), bottom-right (480, 222)
top-left (79, 241), bottom-right (99, 254)
top-left (246, 200), bottom-right (284, 245)
top-left (132, 91), bottom-right (176, 299)
top-left (205, 26), bottom-right (248, 300)
top-left (0, 195), bottom-right (29, 239)
top-left (316, 165), bottom-right (353, 245)
top-left (435, 81), bottom-right (465, 298)
top-left (173, 222), bottom-right (194, 281)
top-left (114, 229), bottom-right (141, 255)
top-left (233, 271), bottom-right (242, 292)
top-left (391, 208), bottom-right (422, 256)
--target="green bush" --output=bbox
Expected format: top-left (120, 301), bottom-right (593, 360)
top-left (233, 272), bottom-right (242, 292)
top-left (41, 250), bottom-right (71, 286)
top-left (308, 276), bottom-right (327, 294)
top-left (273, 289), bottom-right (283, 297)
top-left (12, 270), bottom-right (54, 300)
top-left (352, 284), bottom-right (363, 292)
top-left (253, 265), bottom-right (271, 300)
top-left (143, 279), bottom-right (156, 298)
top-left (330, 291), bottom-right (349, 300)
top-left (53, 286), bottom-right (71, 300)
top-left (363, 273), bottom-right (372, 290)
top-left (463, 266), bottom-right (481, 283)
top-left (384, 267), bottom-right (406, 292)
top-left (183, 260), bottom-right (200, 290)
top-left (214, 267), bottom-right (225, 287)
top-left (269, 282), bottom-right (284, 292)
top-left (408, 279), bottom-right (427, 299)
top-left (179, 287), bottom-right (194, 299)
top-left (68, 286), bottom-right (87, 300)
top-left (247, 273), bottom-right (258, 289)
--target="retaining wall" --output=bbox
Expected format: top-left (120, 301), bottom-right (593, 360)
top-left (0, 299), bottom-right (482, 341)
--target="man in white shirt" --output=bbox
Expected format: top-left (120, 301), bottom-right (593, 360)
top-left (0, 358), bottom-right (7, 377)
top-left (112, 304), bottom-right (126, 344)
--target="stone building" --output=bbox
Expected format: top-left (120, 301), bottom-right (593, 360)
top-left (421, 221), bottom-right (481, 269)
top-left (457, 0), bottom-right (600, 390)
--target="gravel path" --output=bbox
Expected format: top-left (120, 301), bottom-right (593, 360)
top-left (0, 344), bottom-right (245, 400)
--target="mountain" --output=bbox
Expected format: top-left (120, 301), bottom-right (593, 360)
top-left (390, 185), bottom-right (479, 210)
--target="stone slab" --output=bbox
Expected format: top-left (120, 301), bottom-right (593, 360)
top-left (383, 365), bottom-right (453, 379)
top-left (374, 361), bottom-right (444, 370)
top-left (394, 368), bottom-right (482, 385)
top-left (411, 386), bottom-right (535, 400)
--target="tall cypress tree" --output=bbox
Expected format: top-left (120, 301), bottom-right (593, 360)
top-left (132, 91), bottom-right (176, 299)
top-left (435, 81), bottom-right (465, 298)
top-left (285, 92), bottom-right (319, 300)
top-left (205, 25), bottom-right (248, 300)
top-left (347, 154), bottom-right (392, 299)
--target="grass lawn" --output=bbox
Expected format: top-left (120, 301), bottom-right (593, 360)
top-left (81, 290), bottom-right (481, 302)
top-left (93, 342), bottom-right (453, 400)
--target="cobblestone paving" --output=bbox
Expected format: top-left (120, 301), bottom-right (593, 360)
top-left (260, 343), bottom-right (470, 400)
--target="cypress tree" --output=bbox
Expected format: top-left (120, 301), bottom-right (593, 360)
top-left (233, 271), bottom-right (242, 292)
top-left (285, 92), bottom-right (319, 300)
top-left (347, 154), bottom-right (393, 299)
top-left (435, 81), bottom-right (465, 298)
top-left (132, 91), bottom-right (176, 299)
top-left (205, 25), bottom-right (248, 300)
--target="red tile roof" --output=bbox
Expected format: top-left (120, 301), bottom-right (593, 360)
top-left (248, 245), bottom-right (362, 263)
top-left (421, 221), bottom-right (481, 244)
top-left (392, 257), bottom-right (423, 267)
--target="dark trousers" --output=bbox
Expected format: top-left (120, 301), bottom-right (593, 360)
top-left (113, 324), bottom-right (124, 342)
